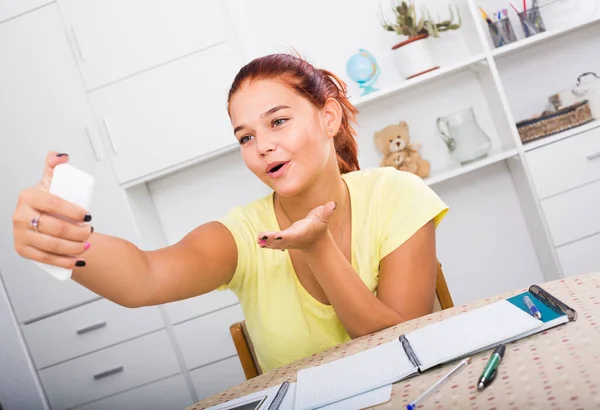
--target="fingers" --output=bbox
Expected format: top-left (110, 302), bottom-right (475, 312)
top-left (23, 228), bottom-right (89, 257)
top-left (18, 245), bottom-right (84, 269)
top-left (31, 212), bottom-right (92, 242)
top-left (41, 151), bottom-right (69, 190)
top-left (18, 188), bottom-right (90, 224)
top-left (257, 233), bottom-right (285, 250)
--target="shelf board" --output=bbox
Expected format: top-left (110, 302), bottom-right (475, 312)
top-left (352, 53), bottom-right (487, 109)
top-left (425, 148), bottom-right (520, 186)
top-left (522, 119), bottom-right (600, 152)
top-left (491, 14), bottom-right (600, 58)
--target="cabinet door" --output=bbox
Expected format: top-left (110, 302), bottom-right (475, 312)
top-left (173, 304), bottom-right (244, 370)
top-left (164, 289), bottom-right (239, 325)
top-left (0, 5), bottom-right (140, 322)
top-left (556, 233), bottom-right (600, 278)
top-left (39, 330), bottom-right (180, 410)
top-left (189, 357), bottom-right (245, 401)
top-left (89, 41), bottom-right (244, 185)
top-left (72, 374), bottom-right (193, 410)
top-left (0, 0), bottom-right (52, 22)
top-left (57, 0), bottom-right (231, 90)
top-left (23, 299), bottom-right (164, 369)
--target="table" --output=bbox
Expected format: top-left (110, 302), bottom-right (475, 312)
top-left (188, 272), bottom-right (600, 410)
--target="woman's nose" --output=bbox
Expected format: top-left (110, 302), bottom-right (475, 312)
top-left (256, 136), bottom-right (276, 155)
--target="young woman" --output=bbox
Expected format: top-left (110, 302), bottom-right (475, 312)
top-left (11, 53), bottom-right (448, 374)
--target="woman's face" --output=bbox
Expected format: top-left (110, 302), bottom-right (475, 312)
top-left (228, 79), bottom-right (336, 196)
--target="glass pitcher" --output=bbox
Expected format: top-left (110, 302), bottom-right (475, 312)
top-left (436, 107), bottom-right (492, 165)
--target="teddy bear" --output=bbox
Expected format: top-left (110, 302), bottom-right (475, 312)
top-left (374, 121), bottom-right (431, 179)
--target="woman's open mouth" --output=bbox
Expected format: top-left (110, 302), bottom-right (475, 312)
top-left (266, 161), bottom-right (289, 178)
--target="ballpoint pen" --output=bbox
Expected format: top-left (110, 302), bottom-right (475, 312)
top-left (407, 357), bottom-right (471, 410)
top-left (524, 295), bottom-right (542, 319)
top-left (477, 344), bottom-right (505, 391)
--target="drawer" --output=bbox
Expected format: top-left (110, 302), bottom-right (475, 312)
top-left (72, 374), bottom-right (192, 410)
top-left (541, 179), bottom-right (600, 247)
top-left (526, 125), bottom-right (600, 199)
top-left (22, 299), bottom-right (164, 369)
top-left (557, 233), bottom-right (600, 278)
top-left (189, 356), bottom-right (245, 401)
top-left (164, 289), bottom-right (239, 324)
top-left (39, 330), bottom-right (180, 410)
top-left (173, 304), bottom-right (244, 369)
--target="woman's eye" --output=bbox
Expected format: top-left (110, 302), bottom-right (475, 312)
top-left (272, 118), bottom-right (288, 127)
top-left (239, 135), bottom-right (253, 145)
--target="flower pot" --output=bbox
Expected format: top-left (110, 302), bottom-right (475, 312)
top-left (391, 34), bottom-right (439, 80)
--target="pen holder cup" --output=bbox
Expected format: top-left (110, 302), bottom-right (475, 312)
top-left (488, 18), bottom-right (518, 48)
top-left (518, 7), bottom-right (546, 37)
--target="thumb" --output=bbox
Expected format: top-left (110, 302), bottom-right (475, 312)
top-left (308, 201), bottom-right (337, 225)
top-left (39, 151), bottom-right (69, 191)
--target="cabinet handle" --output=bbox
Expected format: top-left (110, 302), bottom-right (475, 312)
top-left (587, 152), bottom-right (600, 161)
top-left (84, 126), bottom-right (101, 161)
top-left (102, 118), bottom-right (119, 154)
top-left (71, 26), bottom-right (87, 62)
top-left (76, 321), bottom-right (107, 335)
top-left (93, 366), bottom-right (124, 380)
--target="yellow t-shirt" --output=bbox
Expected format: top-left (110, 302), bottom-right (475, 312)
top-left (217, 167), bottom-right (448, 373)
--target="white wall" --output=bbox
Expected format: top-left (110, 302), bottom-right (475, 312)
top-left (0, 275), bottom-right (47, 410)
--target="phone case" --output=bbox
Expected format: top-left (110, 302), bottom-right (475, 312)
top-left (34, 163), bottom-right (95, 280)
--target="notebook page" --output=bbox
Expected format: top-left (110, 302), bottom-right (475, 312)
top-left (294, 339), bottom-right (416, 410)
top-left (320, 384), bottom-right (392, 410)
top-left (405, 300), bottom-right (542, 371)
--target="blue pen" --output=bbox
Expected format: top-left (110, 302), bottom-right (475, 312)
top-left (524, 295), bottom-right (542, 320)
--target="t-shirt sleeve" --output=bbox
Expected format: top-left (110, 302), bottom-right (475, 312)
top-left (216, 207), bottom-right (256, 293)
top-left (379, 170), bottom-right (449, 259)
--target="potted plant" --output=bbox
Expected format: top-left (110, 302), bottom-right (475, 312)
top-left (380, 1), bottom-right (462, 80)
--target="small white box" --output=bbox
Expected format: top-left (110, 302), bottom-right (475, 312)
top-left (35, 163), bottom-right (95, 280)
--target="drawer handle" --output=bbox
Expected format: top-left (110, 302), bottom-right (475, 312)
top-left (71, 26), bottom-right (87, 62)
top-left (102, 118), bottom-right (119, 154)
top-left (587, 152), bottom-right (600, 161)
top-left (93, 366), bottom-right (124, 380)
top-left (84, 126), bottom-right (102, 161)
top-left (76, 321), bottom-right (107, 335)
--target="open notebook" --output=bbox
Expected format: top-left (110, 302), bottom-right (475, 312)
top-left (294, 284), bottom-right (577, 410)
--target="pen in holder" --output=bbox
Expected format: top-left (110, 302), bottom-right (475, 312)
top-left (488, 18), bottom-right (517, 48)
top-left (518, 7), bottom-right (546, 37)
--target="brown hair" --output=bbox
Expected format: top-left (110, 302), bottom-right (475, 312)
top-left (227, 54), bottom-right (360, 174)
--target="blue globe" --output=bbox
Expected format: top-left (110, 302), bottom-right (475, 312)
top-left (346, 49), bottom-right (381, 96)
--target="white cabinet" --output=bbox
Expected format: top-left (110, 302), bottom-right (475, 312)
top-left (165, 289), bottom-right (239, 324)
top-left (189, 357), bottom-right (245, 400)
top-left (526, 125), bottom-right (600, 199)
top-left (541, 179), bottom-right (600, 247)
top-left (556, 233), bottom-right (600, 278)
top-left (22, 298), bottom-right (164, 369)
top-left (39, 330), bottom-right (180, 410)
top-left (174, 304), bottom-right (244, 370)
top-left (0, 4), bottom-right (141, 323)
top-left (88, 41), bottom-right (245, 185)
top-left (72, 374), bottom-right (193, 410)
top-left (56, 0), bottom-right (231, 90)
top-left (0, 0), bottom-right (52, 22)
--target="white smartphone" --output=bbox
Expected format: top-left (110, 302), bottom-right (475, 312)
top-left (34, 163), bottom-right (95, 280)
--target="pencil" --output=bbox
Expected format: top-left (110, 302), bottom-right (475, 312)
top-left (406, 357), bottom-right (472, 410)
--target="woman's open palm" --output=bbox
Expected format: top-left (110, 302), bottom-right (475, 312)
top-left (257, 201), bottom-right (337, 251)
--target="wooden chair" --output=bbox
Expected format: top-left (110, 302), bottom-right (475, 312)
top-left (230, 261), bottom-right (454, 380)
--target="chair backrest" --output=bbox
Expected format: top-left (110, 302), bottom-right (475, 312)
top-left (229, 260), bottom-right (453, 380)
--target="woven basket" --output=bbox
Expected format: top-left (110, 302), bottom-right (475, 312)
top-left (516, 101), bottom-right (594, 143)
